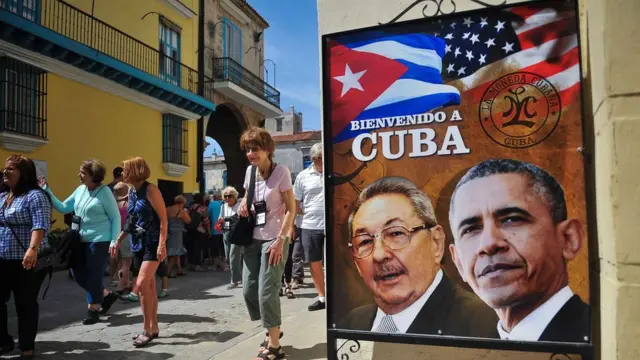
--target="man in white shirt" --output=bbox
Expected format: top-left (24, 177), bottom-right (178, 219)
top-left (448, 159), bottom-right (590, 343)
top-left (293, 143), bottom-right (327, 311)
top-left (339, 176), bottom-right (497, 336)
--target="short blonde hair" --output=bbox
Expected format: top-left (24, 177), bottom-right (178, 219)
top-left (222, 186), bottom-right (239, 199)
top-left (122, 157), bottom-right (150, 183)
top-left (174, 195), bottom-right (187, 205)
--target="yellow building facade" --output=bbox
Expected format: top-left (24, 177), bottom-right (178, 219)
top-left (0, 0), bottom-right (214, 227)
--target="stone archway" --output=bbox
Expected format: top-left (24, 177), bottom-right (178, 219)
top-left (206, 103), bottom-right (250, 197)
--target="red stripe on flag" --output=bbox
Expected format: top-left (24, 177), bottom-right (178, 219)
top-left (517, 18), bottom-right (576, 50)
top-left (519, 47), bottom-right (580, 79)
top-left (559, 82), bottom-right (581, 109)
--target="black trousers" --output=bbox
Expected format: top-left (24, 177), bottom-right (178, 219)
top-left (0, 260), bottom-right (45, 351)
top-left (185, 230), bottom-right (206, 266)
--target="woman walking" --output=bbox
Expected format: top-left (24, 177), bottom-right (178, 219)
top-left (0, 155), bottom-right (51, 358)
top-left (166, 195), bottom-right (190, 277)
top-left (42, 159), bottom-right (121, 325)
top-left (110, 157), bottom-right (167, 347)
top-left (237, 127), bottom-right (296, 360)
top-left (217, 186), bottom-right (242, 289)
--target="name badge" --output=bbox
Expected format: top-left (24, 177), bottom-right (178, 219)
top-left (224, 221), bottom-right (230, 229)
top-left (254, 200), bottom-right (267, 227)
top-left (71, 222), bottom-right (80, 230)
top-left (5, 208), bottom-right (15, 215)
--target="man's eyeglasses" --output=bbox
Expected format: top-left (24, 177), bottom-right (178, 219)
top-left (348, 223), bottom-right (436, 259)
top-left (223, 195), bottom-right (233, 199)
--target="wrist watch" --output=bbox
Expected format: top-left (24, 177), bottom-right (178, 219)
top-left (279, 235), bottom-right (291, 243)
top-left (29, 245), bottom-right (38, 250)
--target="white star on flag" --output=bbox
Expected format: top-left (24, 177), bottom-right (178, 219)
top-left (485, 38), bottom-right (496, 48)
top-left (445, 44), bottom-right (452, 53)
top-left (502, 42), bottom-right (514, 54)
top-left (465, 50), bottom-right (474, 61)
top-left (470, 34), bottom-right (480, 44)
top-left (446, 63), bottom-right (455, 73)
top-left (495, 21), bottom-right (505, 33)
top-left (463, 17), bottom-right (474, 27)
top-left (479, 17), bottom-right (488, 28)
top-left (479, 54), bottom-right (487, 64)
top-left (334, 64), bottom-right (367, 97)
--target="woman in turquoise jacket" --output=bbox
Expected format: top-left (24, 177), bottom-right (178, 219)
top-left (41, 159), bottom-right (121, 325)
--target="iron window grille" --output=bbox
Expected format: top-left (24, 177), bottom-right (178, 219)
top-left (0, 57), bottom-right (48, 139)
top-left (162, 114), bottom-right (188, 165)
top-left (0, 0), bottom-right (40, 22)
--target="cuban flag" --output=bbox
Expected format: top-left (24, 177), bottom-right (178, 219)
top-left (329, 32), bottom-right (461, 143)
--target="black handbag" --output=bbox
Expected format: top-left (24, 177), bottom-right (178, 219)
top-left (228, 165), bottom-right (257, 246)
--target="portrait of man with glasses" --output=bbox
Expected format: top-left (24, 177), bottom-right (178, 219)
top-left (338, 176), bottom-right (498, 337)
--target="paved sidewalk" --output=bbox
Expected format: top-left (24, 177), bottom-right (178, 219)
top-left (213, 304), bottom-right (327, 360)
top-left (2, 269), bottom-right (327, 360)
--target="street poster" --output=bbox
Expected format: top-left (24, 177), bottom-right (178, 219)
top-left (323, 0), bottom-right (591, 350)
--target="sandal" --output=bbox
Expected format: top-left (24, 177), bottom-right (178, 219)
top-left (255, 346), bottom-right (285, 359)
top-left (132, 333), bottom-right (155, 347)
top-left (132, 332), bottom-right (159, 340)
top-left (258, 331), bottom-right (283, 352)
top-left (285, 287), bottom-right (295, 299)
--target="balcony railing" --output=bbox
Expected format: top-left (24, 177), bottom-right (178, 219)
top-left (1, 0), bottom-right (205, 97)
top-left (212, 57), bottom-right (280, 108)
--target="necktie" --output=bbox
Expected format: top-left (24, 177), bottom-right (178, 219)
top-left (376, 315), bottom-right (399, 333)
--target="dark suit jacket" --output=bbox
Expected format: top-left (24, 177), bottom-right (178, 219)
top-left (338, 273), bottom-right (499, 338)
top-left (539, 295), bottom-right (591, 343)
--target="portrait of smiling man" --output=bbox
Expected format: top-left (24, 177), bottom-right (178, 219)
top-left (448, 159), bottom-right (591, 343)
top-left (339, 176), bottom-right (497, 337)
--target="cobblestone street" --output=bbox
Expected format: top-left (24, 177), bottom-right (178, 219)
top-left (3, 269), bottom-right (325, 360)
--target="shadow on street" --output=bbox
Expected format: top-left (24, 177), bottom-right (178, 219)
top-left (7, 270), bottom-right (231, 334)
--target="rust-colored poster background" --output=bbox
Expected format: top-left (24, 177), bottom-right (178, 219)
top-left (325, 0), bottom-right (589, 342)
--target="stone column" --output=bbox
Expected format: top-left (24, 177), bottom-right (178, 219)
top-left (586, 0), bottom-right (640, 358)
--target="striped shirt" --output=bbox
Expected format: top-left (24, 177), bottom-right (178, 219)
top-left (293, 165), bottom-right (324, 230)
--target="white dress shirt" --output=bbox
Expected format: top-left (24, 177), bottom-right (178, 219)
top-left (370, 269), bottom-right (443, 333)
top-left (497, 285), bottom-right (574, 341)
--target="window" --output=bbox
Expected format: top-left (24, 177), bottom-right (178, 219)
top-left (0, 0), bottom-right (40, 22)
top-left (159, 18), bottom-right (181, 85)
top-left (276, 117), bottom-right (283, 132)
top-left (162, 114), bottom-right (188, 165)
top-left (222, 17), bottom-right (242, 64)
top-left (0, 57), bottom-right (47, 139)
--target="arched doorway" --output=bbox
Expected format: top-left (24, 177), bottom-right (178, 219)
top-left (206, 103), bottom-right (249, 197)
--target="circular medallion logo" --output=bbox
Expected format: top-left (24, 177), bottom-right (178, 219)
top-left (479, 72), bottom-right (561, 149)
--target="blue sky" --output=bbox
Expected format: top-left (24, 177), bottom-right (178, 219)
top-left (205, 0), bottom-right (320, 157)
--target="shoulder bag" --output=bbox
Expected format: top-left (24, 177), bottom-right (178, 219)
top-left (228, 165), bottom-right (257, 246)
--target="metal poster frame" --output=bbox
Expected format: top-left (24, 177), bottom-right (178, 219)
top-left (320, 0), bottom-right (598, 359)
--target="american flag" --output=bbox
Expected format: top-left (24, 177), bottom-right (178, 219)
top-left (433, 3), bottom-right (580, 106)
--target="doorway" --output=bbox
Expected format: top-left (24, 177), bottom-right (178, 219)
top-left (158, 179), bottom-right (184, 206)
